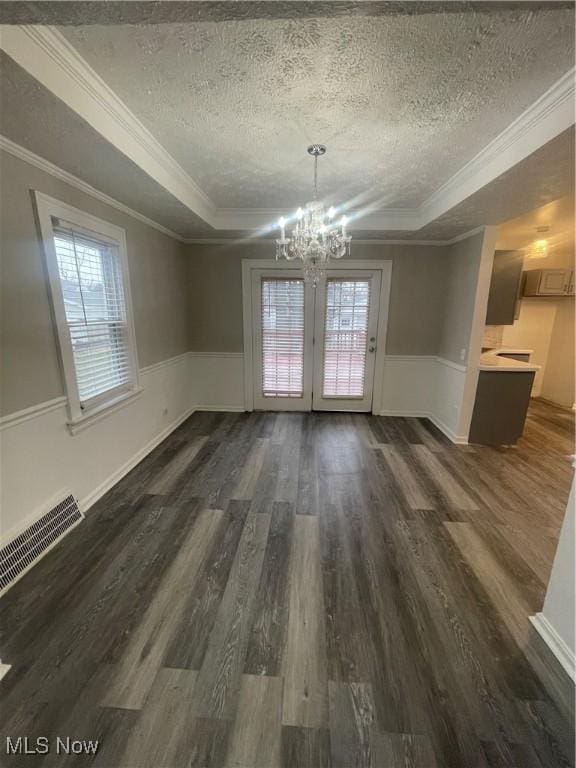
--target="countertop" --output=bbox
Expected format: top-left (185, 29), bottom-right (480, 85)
top-left (479, 349), bottom-right (540, 373)
top-left (482, 347), bottom-right (534, 356)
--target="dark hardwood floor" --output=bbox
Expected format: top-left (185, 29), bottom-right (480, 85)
top-left (0, 401), bottom-right (574, 767)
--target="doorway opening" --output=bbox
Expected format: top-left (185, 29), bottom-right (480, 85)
top-left (242, 261), bottom-right (391, 414)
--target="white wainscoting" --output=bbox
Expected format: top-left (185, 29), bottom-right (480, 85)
top-left (189, 352), bottom-right (245, 412)
top-left (192, 352), bottom-right (470, 442)
top-left (1, 351), bottom-right (472, 548)
top-left (0, 351), bottom-right (194, 545)
top-left (379, 355), bottom-right (469, 443)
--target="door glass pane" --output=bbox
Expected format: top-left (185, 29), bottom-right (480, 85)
top-left (262, 278), bottom-right (305, 398)
top-left (322, 279), bottom-right (370, 397)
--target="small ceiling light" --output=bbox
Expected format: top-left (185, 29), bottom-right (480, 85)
top-left (527, 226), bottom-right (550, 259)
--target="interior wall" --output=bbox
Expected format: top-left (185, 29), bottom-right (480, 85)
top-left (500, 300), bottom-right (557, 396)
top-left (0, 150), bottom-right (194, 541)
top-left (0, 150), bottom-right (191, 417)
top-left (186, 240), bottom-right (450, 356)
top-left (185, 235), bottom-right (492, 442)
top-left (437, 230), bottom-right (487, 365)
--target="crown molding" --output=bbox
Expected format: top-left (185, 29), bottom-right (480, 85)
top-left (1, 24), bottom-right (573, 236)
top-left (182, 228), bottom-right (484, 247)
top-left (443, 225), bottom-right (486, 245)
top-left (0, 25), bottom-right (218, 226)
top-left (0, 135), bottom-right (185, 242)
top-left (0, 135), bottom-right (511, 252)
top-left (212, 207), bottom-right (420, 231)
top-left (419, 67), bottom-right (576, 227)
top-left (182, 238), bottom-right (446, 245)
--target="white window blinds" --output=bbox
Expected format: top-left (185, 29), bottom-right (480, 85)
top-left (52, 222), bottom-right (133, 407)
top-left (322, 279), bottom-right (370, 397)
top-left (261, 278), bottom-right (305, 398)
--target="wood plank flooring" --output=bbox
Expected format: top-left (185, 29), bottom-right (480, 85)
top-left (0, 401), bottom-right (574, 767)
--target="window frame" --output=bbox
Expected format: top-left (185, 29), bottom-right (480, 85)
top-left (34, 192), bottom-right (141, 433)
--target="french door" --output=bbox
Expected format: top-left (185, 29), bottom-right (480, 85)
top-left (251, 268), bottom-right (381, 412)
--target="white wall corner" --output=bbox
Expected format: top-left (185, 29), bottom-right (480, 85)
top-left (533, 475), bottom-right (576, 682)
top-left (456, 225), bottom-right (499, 440)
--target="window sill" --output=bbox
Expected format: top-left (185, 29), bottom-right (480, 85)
top-left (67, 387), bottom-right (143, 435)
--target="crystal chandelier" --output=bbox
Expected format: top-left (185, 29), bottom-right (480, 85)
top-left (275, 144), bottom-right (352, 286)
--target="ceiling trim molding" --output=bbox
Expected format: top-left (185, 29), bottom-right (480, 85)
top-left (0, 24), bottom-right (217, 226)
top-left (182, 237), bottom-right (447, 246)
top-left (1, 25), bottom-right (573, 236)
top-left (182, 228), bottom-right (485, 247)
top-left (0, 134), bottom-right (185, 242)
top-left (1, 133), bottom-right (481, 248)
top-left (419, 67), bottom-right (576, 227)
top-left (443, 225), bottom-right (486, 245)
top-left (212, 207), bottom-right (420, 231)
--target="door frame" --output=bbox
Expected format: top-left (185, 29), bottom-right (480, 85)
top-left (241, 259), bottom-right (392, 413)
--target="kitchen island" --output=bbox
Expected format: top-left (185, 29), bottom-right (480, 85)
top-left (469, 349), bottom-right (540, 446)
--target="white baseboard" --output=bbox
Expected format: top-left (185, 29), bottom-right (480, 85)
top-left (378, 409), bottom-right (468, 444)
top-left (193, 405), bottom-right (245, 413)
top-left (427, 413), bottom-right (469, 444)
top-left (530, 613), bottom-right (576, 683)
top-left (80, 405), bottom-right (196, 511)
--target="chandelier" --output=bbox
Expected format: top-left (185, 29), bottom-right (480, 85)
top-left (275, 144), bottom-right (352, 286)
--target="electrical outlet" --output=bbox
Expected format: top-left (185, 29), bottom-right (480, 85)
top-left (460, 348), bottom-right (466, 361)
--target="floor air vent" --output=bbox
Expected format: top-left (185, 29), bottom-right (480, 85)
top-left (0, 493), bottom-right (84, 595)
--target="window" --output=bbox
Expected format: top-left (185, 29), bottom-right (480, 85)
top-left (261, 278), bottom-right (305, 398)
top-left (322, 279), bottom-right (370, 397)
top-left (35, 193), bottom-right (140, 431)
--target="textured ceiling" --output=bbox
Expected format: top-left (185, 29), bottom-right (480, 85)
top-left (1, 49), bottom-right (573, 241)
top-left (4, 2), bottom-right (575, 25)
top-left (0, 52), bottom-right (210, 238)
top-left (399, 126), bottom-right (575, 241)
top-left (496, 195), bottom-right (575, 252)
top-left (57, 5), bottom-right (575, 209)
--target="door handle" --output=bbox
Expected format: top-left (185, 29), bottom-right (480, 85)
top-left (369, 346), bottom-right (376, 353)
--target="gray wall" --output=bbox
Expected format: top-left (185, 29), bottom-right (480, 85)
top-left (437, 231), bottom-right (485, 364)
top-left (0, 150), bottom-right (191, 416)
top-left (186, 241), bottom-right (450, 355)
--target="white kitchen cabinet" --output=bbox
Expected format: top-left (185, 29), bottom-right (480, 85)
top-left (523, 269), bottom-right (573, 296)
